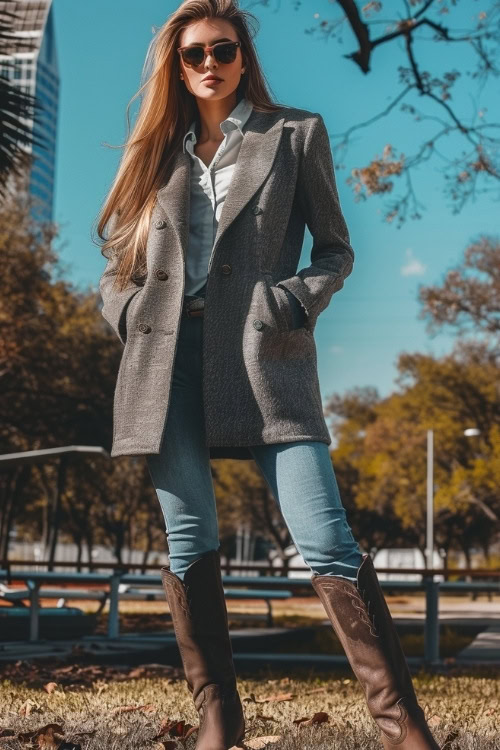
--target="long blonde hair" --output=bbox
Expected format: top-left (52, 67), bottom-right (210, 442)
top-left (95, 0), bottom-right (283, 292)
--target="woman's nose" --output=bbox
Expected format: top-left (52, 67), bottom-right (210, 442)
top-left (204, 53), bottom-right (217, 68)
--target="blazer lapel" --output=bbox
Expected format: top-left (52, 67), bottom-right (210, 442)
top-left (156, 107), bottom-right (285, 260)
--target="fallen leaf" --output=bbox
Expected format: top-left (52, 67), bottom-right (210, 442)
top-left (303, 687), bottom-right (327, 696)
top-left (243, 737), bottom-right (282, 749)
top-left (152, 718), bottom-right (197, 741)
top-left (16, 723), bottom-right (66, 748)
top-left (18, 698), bottom-right (41, 717)
top-left (293, 711), bottom-right (329, 727)
top-left (110, 704), bottom-right (156, 715)
top-left (428, 715), bottom-right (442, 727)
top-left (246, 692), bottom-right (295, 704)
top-left (43, 682), bottom-right (59, 695)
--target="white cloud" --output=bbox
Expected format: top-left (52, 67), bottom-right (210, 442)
top-left (401, 248), bottom-right (426, 277)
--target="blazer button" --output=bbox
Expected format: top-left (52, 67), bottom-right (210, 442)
top-left (251, 205), bottom-right (263, 215)
top-left (138, 323), bottom-right (152, 333)
top-left (221, 264), bottom-right (232, 275)
top-left (155, 219), bottom-right (167, 229)
top-left (253, 319), bottom-right (263, 330)
top-left (155, 269), bottom-right (169, 280)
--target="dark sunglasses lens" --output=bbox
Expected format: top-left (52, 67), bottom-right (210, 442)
top-left (182, 48), bottom-right (204, 66)
top-left (214, 42), bottom-right (238, 63)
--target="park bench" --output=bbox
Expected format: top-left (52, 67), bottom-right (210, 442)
top-left (0, 575), bottom-right (294, 641)
top-left (117, 584), bottom-right (293, 627)
top-left (0, 584), bottom-right (108, 613)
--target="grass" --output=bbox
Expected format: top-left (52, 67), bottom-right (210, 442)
top-left (1, 595), bottom-right (498, 747)
top-left (0, 662), bottom-right (499, 749)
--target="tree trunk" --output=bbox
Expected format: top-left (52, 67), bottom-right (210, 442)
top-left (114, 525), bottom-right (124, 565)
top-left (47, 455), bottom-right (69, 571)
top-left (0, 469), bottom-right (17, 563)
top-left (85, 532), bottom-right (94, 571)
top-left (75, 534), bottom-right (83, 572)
top-left (141, 523), bottom-right (154, 574)
top-left (0, 466), bottom-right (30, 563)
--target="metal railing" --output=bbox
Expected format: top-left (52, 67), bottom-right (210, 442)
top-left (1, 568), bottom-right (499, 664)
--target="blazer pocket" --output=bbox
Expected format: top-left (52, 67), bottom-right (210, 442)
top-left (269, 280), bottom-right (309, 332)
top-left (263, 275), bottom-right (290, 332)
top-left (280, 286), bottom-right (308, 330)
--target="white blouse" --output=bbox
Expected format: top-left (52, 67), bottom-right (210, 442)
top-left (182, 95), bottom-right (254, 296)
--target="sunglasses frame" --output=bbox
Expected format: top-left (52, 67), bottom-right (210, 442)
top-left (177, 40), bottom-right (241, 67)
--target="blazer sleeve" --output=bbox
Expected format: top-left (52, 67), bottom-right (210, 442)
top-left (99, 251), bottom-right (143, 346)
top-left (276, 113), bottom-right (354, 330)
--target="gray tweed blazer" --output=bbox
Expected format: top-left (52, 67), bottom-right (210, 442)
top-left (99, 104), bottom-right (354, 459)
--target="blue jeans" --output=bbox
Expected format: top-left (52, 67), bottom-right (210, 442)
top-left (146, 305), bottom-right (363, 582)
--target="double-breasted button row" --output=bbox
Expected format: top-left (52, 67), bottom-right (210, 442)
top-left (251, 204), bottom-right (263, 215)
top-left (155, 219), bottom-right (167, 229)
top-left (155, 269), bottom-right (169, 280)
top-left (138, 323), bottom-right (152, 334)
top-left (253, 319), bottom-right (263, 330)
top-left (221, 264), bottom-right (232, 275)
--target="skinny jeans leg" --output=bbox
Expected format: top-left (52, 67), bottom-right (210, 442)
top-left (249, 441), bottom-right (364, 580)
top-left (145, 314), bottom-right (219, 580)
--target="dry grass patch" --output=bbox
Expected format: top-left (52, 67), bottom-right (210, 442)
top-left (0, 661), bottom-right (498, 748)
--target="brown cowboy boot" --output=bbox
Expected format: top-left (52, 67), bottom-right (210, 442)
top-left (160, 547), bottom-right (245, 750)
top-left (311, 554), bottom-right (440, 749)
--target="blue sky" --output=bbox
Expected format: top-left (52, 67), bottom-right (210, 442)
top-left (51, 0), bottom-right (498, 404)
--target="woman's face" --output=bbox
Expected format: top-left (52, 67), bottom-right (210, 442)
top-left (177, 18), bottom-right (245, 103)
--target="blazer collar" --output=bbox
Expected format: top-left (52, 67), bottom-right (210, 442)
top-left (182, 95), bottom-right (254, 154)
top-left (156, 105), bottom-right (285, 260)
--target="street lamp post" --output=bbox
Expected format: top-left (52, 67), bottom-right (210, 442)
top-left (425, 426), bottom-right (481, 571)
top-left (426, 430), bottom-right (434, 571)
top-left (424, 426), bottom-right (479, 666)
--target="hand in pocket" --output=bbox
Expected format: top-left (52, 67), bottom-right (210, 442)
top-left (281, 287), bottom-right (307, 330)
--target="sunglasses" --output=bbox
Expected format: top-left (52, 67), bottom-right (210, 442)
top-left (177, 40), bottom-right (241, 68)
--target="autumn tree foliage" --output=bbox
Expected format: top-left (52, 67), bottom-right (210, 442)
top-left (0, 189), bottom-right (165, 568)
top-left (419, 235), bottom-right (500, 346)
top-left (325, 235), bottom-right (500, 565)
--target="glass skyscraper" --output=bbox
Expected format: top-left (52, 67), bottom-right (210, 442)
top-left (0, 0), bottom-right (59, 225)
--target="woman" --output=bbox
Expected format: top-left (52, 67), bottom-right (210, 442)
top-left (97, 1), bottom-right (440, 748)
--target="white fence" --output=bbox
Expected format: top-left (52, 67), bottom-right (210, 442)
top-left (7, 541), bottom-right (170, 571)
